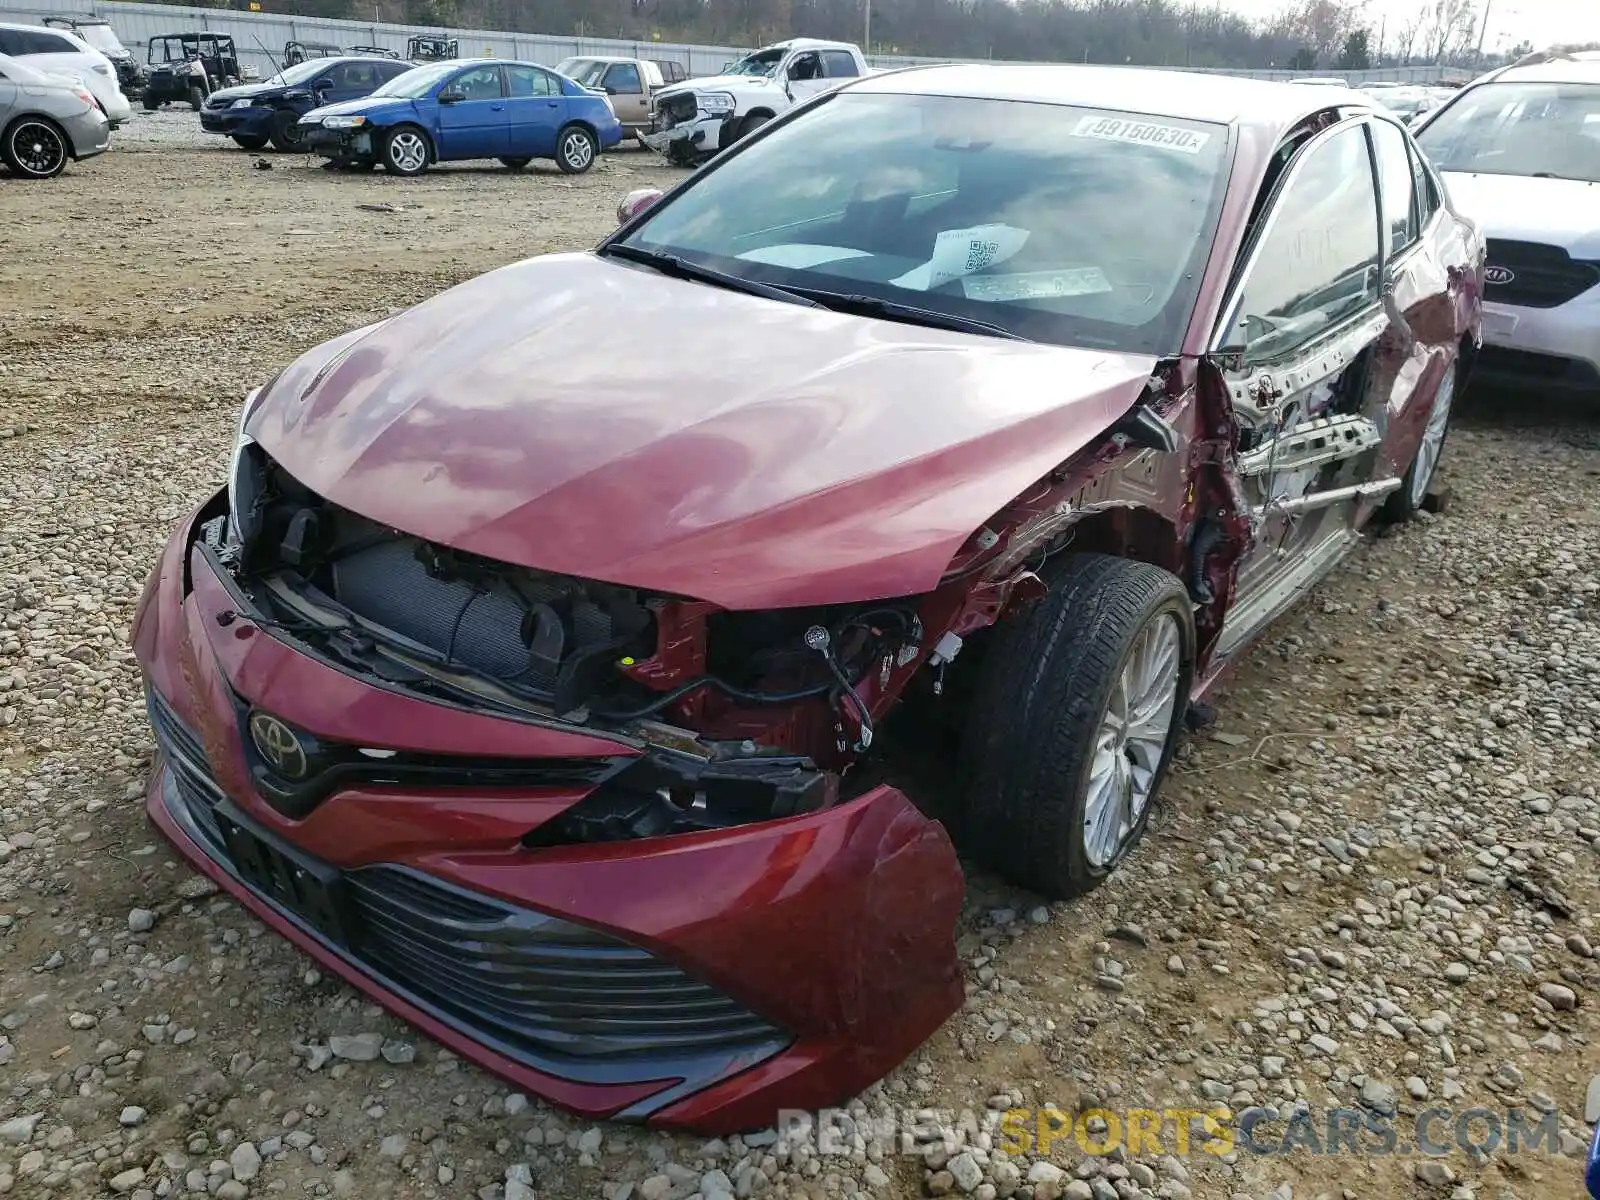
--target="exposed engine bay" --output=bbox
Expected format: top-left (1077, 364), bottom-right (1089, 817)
top-left (215, 449), bottom-right (960, 830)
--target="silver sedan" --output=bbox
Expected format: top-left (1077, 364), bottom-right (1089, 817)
top-left (0, 51), bottom-right (109, 179)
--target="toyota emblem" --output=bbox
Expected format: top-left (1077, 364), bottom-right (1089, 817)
top-left (1485, 265), bottom-right (1515, 285)
top-left (249, 711), bottom-right (308, 780)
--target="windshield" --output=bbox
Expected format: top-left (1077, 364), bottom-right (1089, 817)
top-left (150, 38), bottom-right (195, 64)
top-left (556, 58), bottom-right (609, 87)
top-left (76, 23), bottom-right (124, 54)
top-left (617, 91), bottom-right (1228, 352)
top-left (1418, 81), bottom-right (1600, 181)
top-left (721, 48), bottom-right (783, 77)
top-left (261, 59), bottom-right (333, 88)
top-left (372, 60), bottom-right (455, 98)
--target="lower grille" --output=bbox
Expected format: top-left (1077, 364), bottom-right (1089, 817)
top-left (1484, 239), bottom-right (1600, 309)
top-left (145, 688), bottom-right (790, 1088)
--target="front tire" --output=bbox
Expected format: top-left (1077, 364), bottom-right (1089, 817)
top-left (1383, 358), bottom-right (1456, 522)
top-left (142, 95), bottom-right (160, 111)
top-left (3, 116), bottom-right (70, 179)
top-left (188, 85), bottom-right (206, 112)
top-left (268, 109), bottom-right (303, 153)
top-left (381, 125), bottom-right (430, 175)
top-left (959, 554), bottom-right (1194, 899)
top-left (555, 124), bottom-right (597, 174)
top-left (737, 111), bottom-right (772, 141)
top-left (232, 133), bottom-right (268, 151)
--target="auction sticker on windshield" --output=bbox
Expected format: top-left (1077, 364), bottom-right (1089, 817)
top-left (1071, 115), bottom-right (1211, 154)
top-left (961, 267), bottom-right (1113, 302)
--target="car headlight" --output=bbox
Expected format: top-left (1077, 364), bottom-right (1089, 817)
top-left (697, 91), bottom-right (736, 114)
top-left (321, 114), bottom-right (366, 129)
top-left (230, 98), bottom-right (255, 109)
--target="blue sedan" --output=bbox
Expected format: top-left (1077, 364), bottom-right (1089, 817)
top-left (298, 59), bottom-right (623, 176)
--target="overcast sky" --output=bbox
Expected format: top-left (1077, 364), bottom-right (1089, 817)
top-left (1220, 0), bottom-right (1600, 54)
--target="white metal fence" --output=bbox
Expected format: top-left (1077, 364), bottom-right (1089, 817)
top-left (2, 0), bottom-right (1455, 85)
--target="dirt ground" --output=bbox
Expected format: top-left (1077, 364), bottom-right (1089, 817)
top-left (1, 132), bottom-right (1598, 1200)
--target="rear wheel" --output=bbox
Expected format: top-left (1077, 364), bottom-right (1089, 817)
top-left (232, 133), bottom-right (268, 151)
top-left (142, 95), bottom-right (160, 111)
top-left (958, 554), bottom-right (1194, 899)
top-left (499, 155), bottom-right (531, 170)
top-left (381, 125), bottom-right (430, 176)
top-left (2, 117), bottom-right (70, 179)
top-left (268, 109), bottom-right (303, 153)
top-left (555, 124), bottom-right (597, 174)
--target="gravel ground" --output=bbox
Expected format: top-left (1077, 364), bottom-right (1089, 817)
top-left (2, 138), bottom-right (1599, 1200)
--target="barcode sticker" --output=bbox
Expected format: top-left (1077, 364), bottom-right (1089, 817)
top-left (1070, 115), bottom-right (1210, 154)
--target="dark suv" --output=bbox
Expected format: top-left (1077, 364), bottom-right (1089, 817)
top-left (199, 55), bottom-right (412, 151)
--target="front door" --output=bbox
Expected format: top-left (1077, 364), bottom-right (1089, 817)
top-left (1209, 119), bottom-right (1393, 663)
top-left (502, 64), bottom-right (564, 158)
top-left (783, 51), bottom-right (830, 104)
top-left (601, 61), bottom-right (647, 128)
top-left (434, 64), bottom-right (508, 160)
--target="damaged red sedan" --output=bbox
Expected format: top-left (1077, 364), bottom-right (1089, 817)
top-left (133, 65), bottom-right (1482, 1132)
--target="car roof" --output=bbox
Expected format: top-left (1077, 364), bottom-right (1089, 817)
top-left (1487, 56), bottom-right (1600, 85)
top-left (851, 64), bottom-right (1379, 132)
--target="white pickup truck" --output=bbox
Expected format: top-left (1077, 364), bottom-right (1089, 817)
top-left (640, 38), bottom-right (871, 165)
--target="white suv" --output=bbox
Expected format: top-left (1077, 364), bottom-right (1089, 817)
top-left (0, 22), bottom-right (131, 127)
top-left (1415, 51), bottom-right (1600, 394)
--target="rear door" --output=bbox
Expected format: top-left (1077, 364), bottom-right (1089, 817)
top-left (601, 61), bottom-right (646, 127)
top-left (503, 64), bottom-right (564, 157)
top-left (433, 63), bottom-right (508, 160)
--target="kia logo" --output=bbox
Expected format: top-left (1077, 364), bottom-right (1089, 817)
top-left (1485, 265), bottom-right (1515, 285)
top-left (249, 711), bottom-right (309, 780)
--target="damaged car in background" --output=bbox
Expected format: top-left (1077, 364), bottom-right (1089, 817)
top-left (133, 64), bottom-right (1481, 1132)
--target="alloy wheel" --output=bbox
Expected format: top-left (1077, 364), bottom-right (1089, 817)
top-left (561, 129), bottom-right (593, 171)
top-left (1410, 362), bottom-right (1456, 509)
top-left (388, 130), bottom-right (427, 173)
top-left (9, 121), bottom-right (66, 178)
top-left (1083, 612), bottom-right (1182, 867)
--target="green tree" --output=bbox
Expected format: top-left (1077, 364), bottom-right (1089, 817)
top-left (1337, 28), bottom-right (1371, 69)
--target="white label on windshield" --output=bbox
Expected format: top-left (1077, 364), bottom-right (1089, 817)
top-left (890, 224), bottom-right (1029, 291)
top-left (737, 244), bottom-right (871, 269)
top-left (1070, 115), bottom-right (1210, 154)
top-left (961, 267), bottom-right (1113, 302)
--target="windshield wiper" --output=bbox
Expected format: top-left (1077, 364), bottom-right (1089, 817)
top-left (790, 289), bottom-right (1031, 341)
top-left (600, 243), bottom-right (819, 307)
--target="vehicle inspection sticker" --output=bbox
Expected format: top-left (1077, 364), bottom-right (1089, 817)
top-left (891, 224), bottom-right (1030, 291)
top-left (1070, 115), bottom-right (1211, 154)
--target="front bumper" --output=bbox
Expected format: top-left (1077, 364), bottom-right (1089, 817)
top-left (299, 124), bottom-right (374, 159)
top-left (1475, 293), bottom-right (1600, 393)
top-left (132, 495), bottom-right (965, 1132)
top-left (199, 106), bottom-right (271, 137)
top-left (639, 114), bottom-right (730, 156)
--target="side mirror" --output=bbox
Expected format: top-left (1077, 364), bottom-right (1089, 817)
top-left (282, 87), bottom-right (309, 100)
top-left (604, 84), bottom-right (618, 94)
top-left (314, 78), bottom-right (332, 91)
top-left (437, 89), bottom-right (464, 104)
top-left (617, 187), bottom-right (663, 225)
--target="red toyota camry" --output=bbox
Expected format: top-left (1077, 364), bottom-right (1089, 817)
top-left (134, 63), bottom-right (1481, 1133)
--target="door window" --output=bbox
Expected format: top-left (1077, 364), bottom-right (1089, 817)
top-left (1228, 124), bottom-right (1382, 363)
top-left (450, 65), bottom-right (503, 101)
top-left (821, 50), bottom-right (861, 78)
top-left (1369, 118), bottom-right (1417, 255)
top-left (20, 29), bottom-right (77, 54)
top-left (603, 62), bottom-right (642, 94)
top-left (1408, 140), bottom-right (1440, 226)
top-left (505, 65), bottom-right (556, 98)
top-left (0, 31), bottom-right (20, 55)
top-left (330, 61), bottom-right (381, 90)
top-left (786, 52), bottom-right (822, 81)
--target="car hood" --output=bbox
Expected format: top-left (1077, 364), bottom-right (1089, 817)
top-left (659, 73), bottom-right (782, 100)
top-left (303, 96), bottom-right (413, 121)
top-left (1440, 171), bottom-right (1600, 259)
top-left (206, 81), bottom-right (282, 104)
top-left (248, 253), bottom-right (1160, 610)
